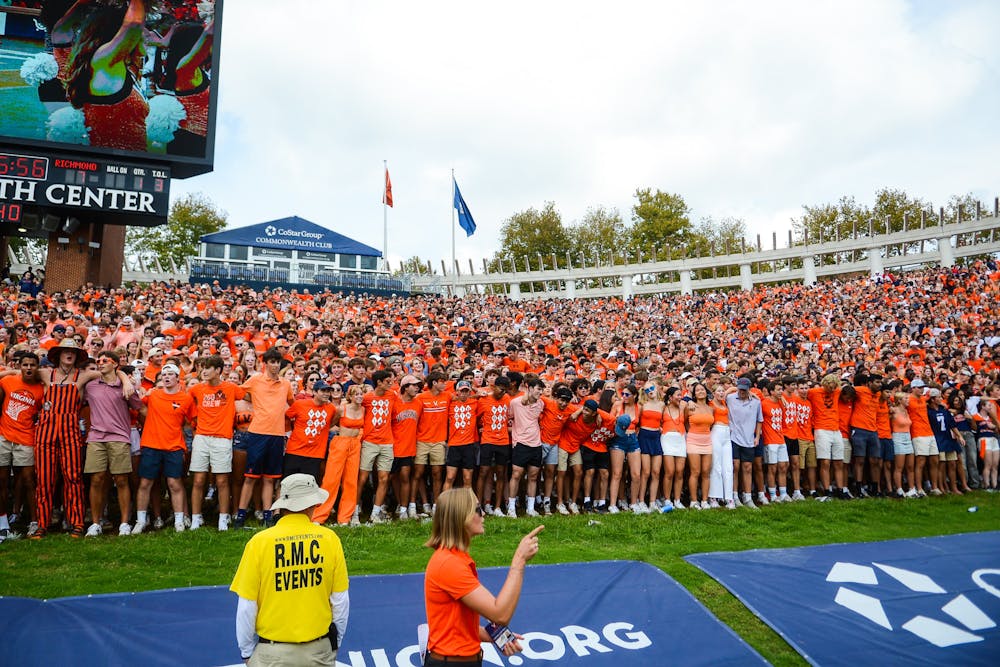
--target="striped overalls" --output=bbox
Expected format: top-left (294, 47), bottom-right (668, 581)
top-left (35, 369), bottom-right (85, 532)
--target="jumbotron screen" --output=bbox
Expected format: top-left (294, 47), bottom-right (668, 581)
top-left (0, 0), bottom-right (222, 178)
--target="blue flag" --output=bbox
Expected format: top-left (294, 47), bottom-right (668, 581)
top-left (453, 178), bottom-right (477, 237)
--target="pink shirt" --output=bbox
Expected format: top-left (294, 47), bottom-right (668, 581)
top-left (509, 395), bottom-right (544, 447)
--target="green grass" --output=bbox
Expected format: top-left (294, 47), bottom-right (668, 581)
top-left (2, 492), bottom-right (998, 666)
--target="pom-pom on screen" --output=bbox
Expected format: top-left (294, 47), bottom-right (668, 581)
top-left (0, 0), bottom-right (222, 178)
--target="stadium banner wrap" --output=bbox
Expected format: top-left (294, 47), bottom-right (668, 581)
top-left (1, 560), bottom-right (766, 666)
top-left (686, 531), bottom-right (1000, 667)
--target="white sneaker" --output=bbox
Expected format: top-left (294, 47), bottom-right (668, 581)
top-left (349, 514), bottom-right (361, 527)
top-left (218, 515), bottom-right (230, 531)
top-left (153, 517), bottom-right (164, 530)
top-left (397, 507), bottom-right (408, 521)
top-left (408, 506), bottom-right (419, 520)
top-left (118, 523), bottom-right (131, 536)
top-left (175, 521), bottom-right (185, 532)
top-left (701, 500), bottom-right (712, 510)
top-left (190, 515), bottom-right (204, 531)
top-left (637, 502), bottom-right (650, 514)
top-left (629, 503), bottom-right (640, 514)
top-left (693, 501), bottom-right (704, 510)
top-left (183, 515), bottom-right (192, 529)
top-left (254, 510), bottom-right (264, 522)
top-left (673, 499), bottom-right (686, 510)
top-left (905, 488), bottom-right (918, 498)
top-left (725, 499), bottom-right (736, 510)
top-left (526, 507), bottom-right (540, 517)
top-left (660, 500), bottom-right (674, 511)
top-left (742, 496), bottom-right (758, 509)
top-left (757, 493), bottom-right (770, 506)
top-left (608, 504), bottom-right (620, 514)
top-left (27, 521), bottom-right (39, 537)
top-left (708, 499), bottom-right (720, 509)
top-left (778, 494), bottom-right (792, 503)
top-left (543, 501), bottom-right (552, 516)
top-left (492, 506), bottom-right (505, 517)
top-left (568, 502), bottom-right (580, 515)
top-left (85, 523), bottom-right (102, 537)
top-left (556, 503), bottom-right (570, 515)
top-left (506, 507), bottom-right (517, 519)
top-left (422, 503), bottom-right (433, 515)
top-left (368, 511), bottom-right (386, 525)
top-left (132, 520), bottom-right (147, 535)
top-left (791, 490), bottom-right (805, 501)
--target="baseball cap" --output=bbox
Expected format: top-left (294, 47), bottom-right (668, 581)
top-left (554, 388), bottom-right (573, 400)
top-left (160, 364), bottom-right (180, 375)
top-left (456, 380), bottom-right (472, 390)
top-left (910, 379), bottom-right (926, 388)
top-left (583, 399), bottom-right (599, 411)
top-left (928, 388), bottom-right (942, 398)
top-left (312, 381), bottom-right (333, 392)
top-left (736, 378), bottom-right (752, 390)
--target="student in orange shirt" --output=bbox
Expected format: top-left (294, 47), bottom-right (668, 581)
top-left (357, 370), bottom-right (396, 524)
top-left (133, 364), bottom-right (196, 534)
top-left (284, 381), bottom-right (337, 482)
top-left (477, 376), bottom-right (512, 516)
top-left (415, 371), bottom-right (450, 514)
top-left (849, 373), bottom-right (883, 498)
top-left (907, 379), bottom-right (941, 496)
top-left (0, 352), bottom-right (45, 541)
top-left (235, 348), bottom-right (295, 529)
top-left (443, 380), bottom-right (479, 493)
top-left (391, 375), bottom-right (423, 520)
top-left (540, 385), bottom-right (575, 514)
top-left (188, 355), bottom-right (246, 531)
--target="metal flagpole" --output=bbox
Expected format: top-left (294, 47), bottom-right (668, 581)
top-left (451, 169), bottom-right (457, 294)
top-left (383, 160), bottom-right (388, 273)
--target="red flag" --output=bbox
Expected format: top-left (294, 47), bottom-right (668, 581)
top-left (383, 168), bottom-right (393, 207)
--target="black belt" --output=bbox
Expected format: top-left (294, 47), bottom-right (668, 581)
top-left (258, 632), bottom-right (328, 645)
top-left (426, 651), bottom-right (483, 663)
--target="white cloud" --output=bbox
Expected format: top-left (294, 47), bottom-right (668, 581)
top-left (173, 0), bottom-right (1000, 271)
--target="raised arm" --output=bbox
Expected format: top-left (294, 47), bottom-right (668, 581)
top-left (175, 18), bottom-right (213, 90)
top-left (92, 0), bottom-right (146, 70)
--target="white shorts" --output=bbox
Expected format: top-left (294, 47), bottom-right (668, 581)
top-left (980, 437), bottom-right (999, 453)
top-left (0, 436), bottom-right (33, 467)
top-left (661, 432), bottom-right (687, 458)
top-left (912, 435), bottom-right (939, 457)
top-left (765, 443), bottom-right (789, 464)
top-left (189, 434), bottom-right (234, 473)
top-left (814, 429), bottom-right (843, 461)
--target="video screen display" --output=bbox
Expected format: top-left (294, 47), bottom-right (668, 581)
top-left (0, 1), bottom-right (221, 176)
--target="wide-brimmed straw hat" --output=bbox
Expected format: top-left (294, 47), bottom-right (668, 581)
top-left (47, 338), bottom-right (89, 367)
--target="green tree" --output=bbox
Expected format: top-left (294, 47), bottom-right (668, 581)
top-left (629, 188), bottom-right (692, 255)
top-left (126, 192), bottom-right (227, 269)
top-left (567, 206), bottom-right (627, 266)
top-left (489, 202), bottom-right (571, 273)
top-left (395, 255), bottom-right (429, 275)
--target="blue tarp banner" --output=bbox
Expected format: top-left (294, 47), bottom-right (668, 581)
top-left (2, 560), bottom-right (765, 666)
top-left (686, 531), bottom-right (1000, 666)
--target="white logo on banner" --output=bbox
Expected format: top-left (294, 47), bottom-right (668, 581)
top-left (264, 225), bottom-right (277, 236)
top-left (827, 561), bottom-right (999, 647)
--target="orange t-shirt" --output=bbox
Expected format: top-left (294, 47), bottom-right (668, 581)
top-left (140, 389), bottom-right (195, 451)
top-left (850, 385), bottom-right (878, 432)
top-left (907, 394), bottom-right (934, 437)
top-left (424, 547), bottom-right (481, 657)
top-left (392, 397), bottom-right (421, 457)
top-left (189, 381), bottom-right (246, 438)
top-left (416, 391), bottom-right (450, 443)
top-left (362, 392), bottom-right (395, 445)
top-left (807, 387), bottom-right (841, 432)
top-left (761, 397), bottom-right (784, 445)
top-left (284, 399), bottom-right (337, 459)
top-left (448, 398), bottom-right (479, 446)
top-left (0, 375), bottom-right (45, 446)
top-left (241, 374), bottom-right (294, 436)
top-left (539, 396), bottom-right (574, 444)
top-left (478, 394), bottom-right (511, 445)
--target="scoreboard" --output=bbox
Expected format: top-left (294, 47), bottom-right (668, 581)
top-left (0, 149), bottom-right (171, 228)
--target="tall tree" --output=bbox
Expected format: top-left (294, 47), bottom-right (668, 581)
top-left (629, 188), bottom-right (692, 255)
top-left (126, 192), bottom-right (228, 269)
top-left (395, 255), bottom-right (428, 275)
top-left (567, 206), bottom-right (627, 266)
top-left (489, 202), bottom-right (571, 273)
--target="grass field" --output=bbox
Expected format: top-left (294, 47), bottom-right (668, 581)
top-left (2, 492), bottom-right (997, 666)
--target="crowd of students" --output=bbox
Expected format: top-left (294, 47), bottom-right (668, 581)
top-left (0, 261), bottom-right (998, 540)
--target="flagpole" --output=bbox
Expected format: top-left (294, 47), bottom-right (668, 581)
top-left (383, 160), bottom-right (388, 273)
top-left (451, 169), bottom-right (457, 294)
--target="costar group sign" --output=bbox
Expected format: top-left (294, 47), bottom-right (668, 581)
top-left (255, 225), bottom-right (333, 250)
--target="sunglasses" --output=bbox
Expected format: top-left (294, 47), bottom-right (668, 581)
top-left (330, 387), bottom-right (343, 392)
top-left (622, 392), bottom-right (633, 397)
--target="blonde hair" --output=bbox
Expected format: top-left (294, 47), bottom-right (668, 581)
top-left (346, 385), bottom-right (366, 401)
top-left (425, 487), bottom-right (477, 552)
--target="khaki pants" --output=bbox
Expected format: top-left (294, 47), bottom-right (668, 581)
top-left (250, 638), bottom-right (335, 666)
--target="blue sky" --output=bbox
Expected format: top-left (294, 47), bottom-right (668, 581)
top-left (173, 0), bottom-right (1000, 271)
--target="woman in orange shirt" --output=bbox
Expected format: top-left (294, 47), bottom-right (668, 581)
top-left (314, 384), bottom-right (363, 526)
top-left (660, 387), bottom-right (687, 510)
top-left (423, 488), bottom-right (542, 666)
top-left (684, 383), bottom-right (715, 509)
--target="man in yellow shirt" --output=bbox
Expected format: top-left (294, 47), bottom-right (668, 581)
top-left (231, 473), bottom-right (350, 665)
